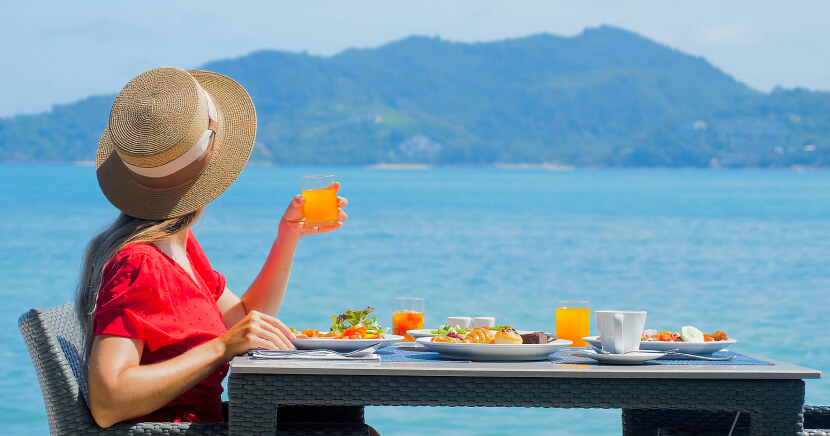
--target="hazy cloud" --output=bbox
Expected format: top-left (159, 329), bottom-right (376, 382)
top-left (700, 21), bottom-right (755, 46)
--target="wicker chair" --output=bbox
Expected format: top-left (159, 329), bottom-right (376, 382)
top-left (19, 302), bottom-right (370, 435)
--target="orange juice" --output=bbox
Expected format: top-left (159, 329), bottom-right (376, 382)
top-left (393, 310), bottom-right (424, 342)
top-left (302, 187), bottom-right (338, 225)
top-left (556, 307), bottom-right (590, 347)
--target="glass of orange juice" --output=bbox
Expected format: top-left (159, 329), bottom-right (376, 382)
top-left (301, 174), bottom-right (339, 226)
top-left (392, 297), bottom-right (424, 342)
top-left (556, 300), bottom-right (590, 348)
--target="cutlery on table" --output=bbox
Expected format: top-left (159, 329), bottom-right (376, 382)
top-left (251, 343), bottom-right (382, 358)
top-left (588, 345), bottom-right (734, 361)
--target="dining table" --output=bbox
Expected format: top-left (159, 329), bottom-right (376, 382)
top-left (227, 344), bottom-right (821, 435)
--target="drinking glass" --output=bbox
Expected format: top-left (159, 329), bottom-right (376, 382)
top-left (393, 297), bottom-right (424, 342)
top-left (556, 300), bottom-right (590, 348)
top-left (301, 174), bottom-right (338, 226)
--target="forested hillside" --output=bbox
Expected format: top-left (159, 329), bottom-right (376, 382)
top-left (2, 26), bottom-right (828, 167)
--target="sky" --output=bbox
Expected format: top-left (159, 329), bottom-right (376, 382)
top-left (1, 0), bottom-right (827, 118)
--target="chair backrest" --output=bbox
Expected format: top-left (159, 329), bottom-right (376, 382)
top-left (18, 302), bottom-right (94, 434)
top-left (19, 302), bottom-right (229, 435)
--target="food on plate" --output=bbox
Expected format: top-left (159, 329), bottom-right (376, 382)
top-left (430, 328), bottom-right (554, 345)
top-left (429, 327), bottom-right (493, 344)
top-left (432, 334), bottom-right (463, 343)
top-left (704, 330), bottom-right (729, 342)
top-left (430, 324), bottom-right (472, 336)
top-left (639, 329), bottom-right (679, 342)
top-left (520, 331), bottom-right (551, 344)
top-left (494, 327), bottom-right (523, 344)
top-left (292, 306), bottom-right (387, 339)
top-left (464, 327), bottom-right (495, 343)
top-left (640, 327), bottom-right (729, 342)
top-left (680, 326), bottom-right (704, 343)
top-left (429, 324), bottom-right (514, 335)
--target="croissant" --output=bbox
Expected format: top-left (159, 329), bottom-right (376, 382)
top-left (463, 327), bottom-right (494, 344)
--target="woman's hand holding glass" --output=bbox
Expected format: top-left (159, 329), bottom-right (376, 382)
top-left (280, 181), bottom-right (348, 238)
top-left (217, 310), bottom-right (297, 358)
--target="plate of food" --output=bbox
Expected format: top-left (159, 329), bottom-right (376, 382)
top-left (583, 326), bottom-right (736, 356)
top-left (291, 306), bottom-right (404, 352)
top-left (417, 327), bottom-right (571, 361)
top-left (407, 324), bottom-right (520, 339)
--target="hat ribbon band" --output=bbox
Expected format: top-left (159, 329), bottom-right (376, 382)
top-left (123, 90), bottom-right (218, 189)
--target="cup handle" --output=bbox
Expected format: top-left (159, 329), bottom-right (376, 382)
top-left (613, 313), bottom-right (624, 354)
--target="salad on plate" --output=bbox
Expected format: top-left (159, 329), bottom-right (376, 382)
top-left (584, 325), bottom-right (737, 356)
top-left (641, 326), bottom-right (729, 343)
top-left (292, 306), bottom-right (388, 339)
top-left (290, 307), bottom-right (403, 352)
top-left (407, 324), bottom-right (518, 340)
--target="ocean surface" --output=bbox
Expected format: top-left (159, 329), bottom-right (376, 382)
top-left (1, 163), bottom-right (828, 435)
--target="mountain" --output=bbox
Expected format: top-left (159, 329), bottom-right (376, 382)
top-left (2, 26), bottom-right (829, 167)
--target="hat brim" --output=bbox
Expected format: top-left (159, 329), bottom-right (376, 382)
top-left (96, 70), bottom-right (256, 220)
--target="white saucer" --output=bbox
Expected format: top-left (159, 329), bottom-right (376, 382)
top-left (576, 349), bottom-right (667, 364)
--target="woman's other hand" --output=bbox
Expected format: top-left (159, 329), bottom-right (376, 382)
top-left (217, 310), bottom-right (296, 359)
top-left (280, 181), bottom-right (348, 237)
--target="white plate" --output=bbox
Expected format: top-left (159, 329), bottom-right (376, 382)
top-left (291, 335), bottom-right (404, 352)
top-left (415, 337), bottom-right (572, 361)
top-left (575, 349), bottom-right (666, 365)
top-left (582, 336), bottom-right (737, 356)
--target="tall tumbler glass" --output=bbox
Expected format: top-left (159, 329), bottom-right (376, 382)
top-left (301, 174), bottom-right (338, 226)
top-left (556, 300), bottom-right (590, 348)
top-left (393, 297), bottom-right (424, 342)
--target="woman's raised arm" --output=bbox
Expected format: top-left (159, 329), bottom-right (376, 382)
top-left (218, 186), bottom-right (347, 325)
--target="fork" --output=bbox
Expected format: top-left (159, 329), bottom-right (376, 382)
top-left (252, 343), bottom-right (382, 358)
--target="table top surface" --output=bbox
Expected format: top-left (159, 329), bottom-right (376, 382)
top-left (231, 347), bottom-right (821, 380)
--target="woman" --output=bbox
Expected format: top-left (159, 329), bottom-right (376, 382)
top-left (75, 67), bottom-right (347, 427)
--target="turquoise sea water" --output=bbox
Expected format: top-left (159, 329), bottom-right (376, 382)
top-left (1, 163), bottom-right (828, 435)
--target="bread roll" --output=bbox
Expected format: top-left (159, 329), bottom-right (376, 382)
top-left (494, 327), bottom-right (523, 344)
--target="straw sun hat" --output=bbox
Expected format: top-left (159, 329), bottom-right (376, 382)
top-left (96, 67), bottom-right (256, 220)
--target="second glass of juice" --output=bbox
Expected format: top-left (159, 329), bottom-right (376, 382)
top-left (393, 297), bottom-right (424, 342)
top-left (301, 174), bottom-right (338, 226)
top-left (556, 300), bottom-right (590, 348)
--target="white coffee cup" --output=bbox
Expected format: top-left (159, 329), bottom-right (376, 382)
top-left (471, 317), bottom-right (496, 328)
top-left (446, 317), bottom-right (472, 329)
top-left (595, 311), bottom-right (647, 354)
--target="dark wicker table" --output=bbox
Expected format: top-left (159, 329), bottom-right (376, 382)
top-left (228, 349), bottom-right (820, 435)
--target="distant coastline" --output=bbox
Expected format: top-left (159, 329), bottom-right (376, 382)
top-left (43, 161), bottom-right (826, 171)
top-left (492, 163), bottom-right (575, 171)
top-left (367, 163), bottom-right (430, 170)
top-left (3, 27), bottom-right (827, 168)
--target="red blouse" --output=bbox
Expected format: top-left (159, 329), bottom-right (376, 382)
top-left (93, 230), bottom-right (228, 423)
